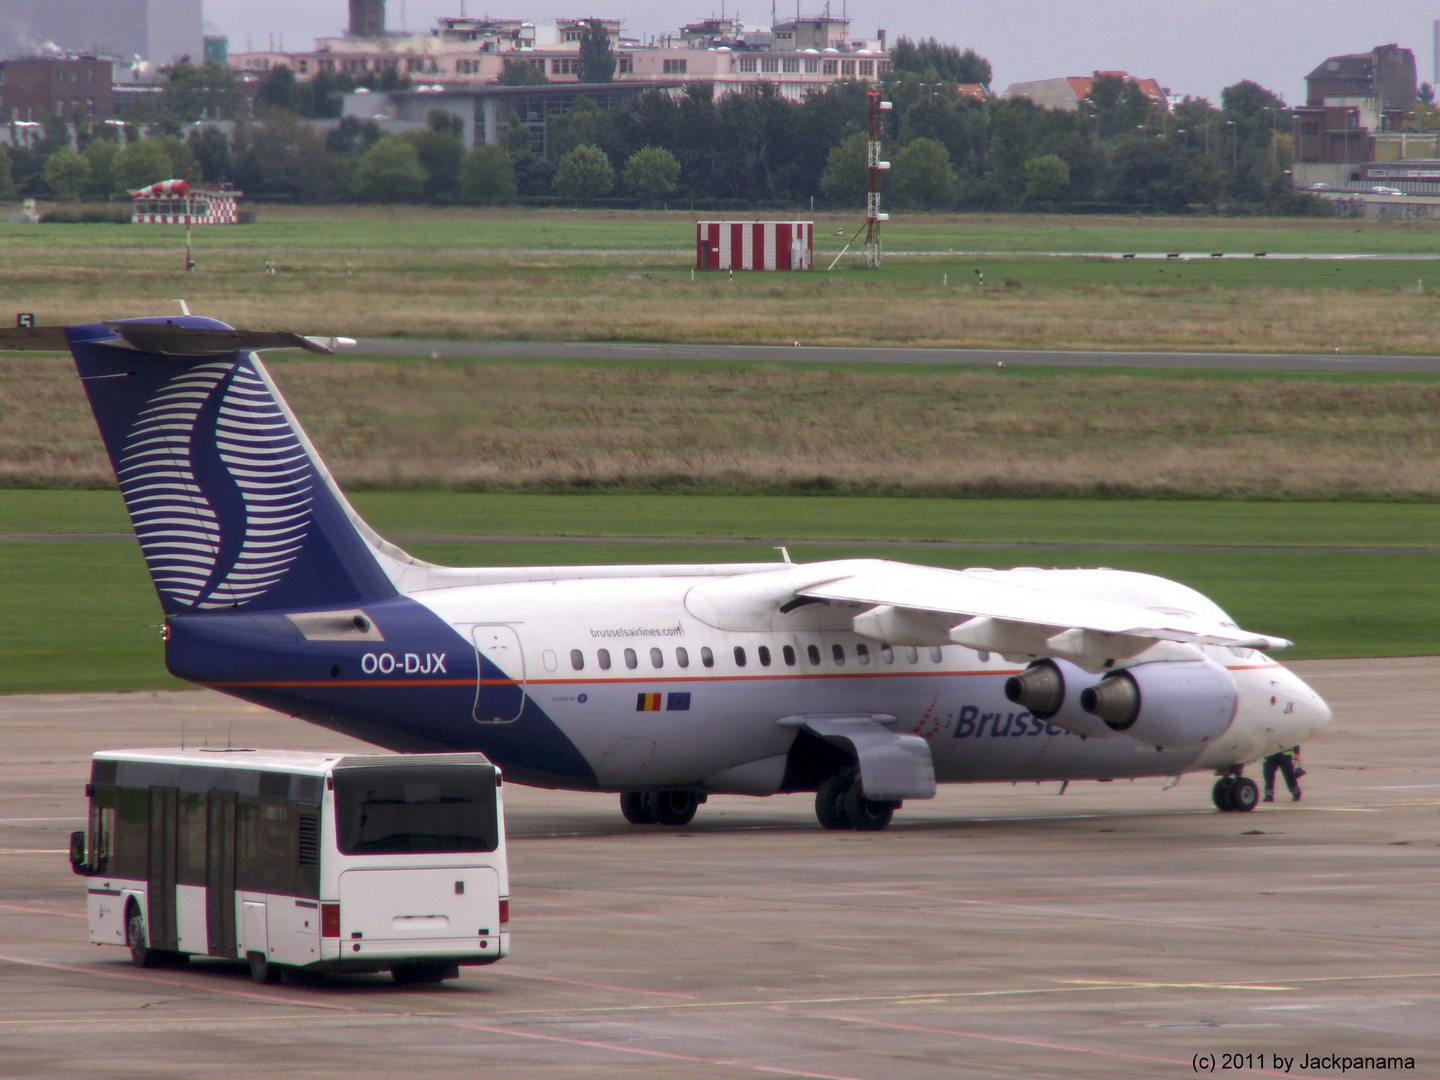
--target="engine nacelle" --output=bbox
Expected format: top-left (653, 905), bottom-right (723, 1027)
top-left (1004, 658), bottom-right (1121, 740)
top-left (1079, 658), bottom-right (1237, 749)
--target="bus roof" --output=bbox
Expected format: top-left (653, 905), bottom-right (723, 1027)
top-left (91, 748), bottom-right (495, 776)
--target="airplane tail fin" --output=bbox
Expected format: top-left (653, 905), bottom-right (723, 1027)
top-left (66, 317), bottom-right (399, 617)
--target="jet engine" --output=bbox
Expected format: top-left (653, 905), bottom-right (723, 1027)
top-left (1004, 658), bottom-right (1121, 740)
top-left (1078, 658), bottom-right (1237, 749)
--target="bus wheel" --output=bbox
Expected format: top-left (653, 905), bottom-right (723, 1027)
top-left (247, 951), bottom-right (280, 984)
top-left (645, 790), bottom-right (699, 826)
top-left (126, 904), bottom-right (158, 968)
top-left (620, 791), bottom-right (656, 825)
top-left (392, 960), bottom-right (458, 984)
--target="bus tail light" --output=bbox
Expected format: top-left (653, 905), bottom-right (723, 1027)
top-left (499, 899), bottom-right (509, 926)
top-left (321, 903), bottom-right (341, 938)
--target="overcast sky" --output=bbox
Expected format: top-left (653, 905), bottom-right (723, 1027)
top-left (205, 1), bottom-right (1440, 104)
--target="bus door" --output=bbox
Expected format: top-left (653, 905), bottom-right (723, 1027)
top-left (146, 786), bottom-right (179, 953)
top-left (205, 790), bottom-right (237, 958)
top-left (472, 625), bottom-right (526, 723)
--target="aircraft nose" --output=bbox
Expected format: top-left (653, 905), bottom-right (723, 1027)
top-left (1280, 666), bottom-right (1332, 737)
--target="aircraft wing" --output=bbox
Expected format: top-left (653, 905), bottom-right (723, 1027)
top-left (794, 562), bottom-right (1290, 664)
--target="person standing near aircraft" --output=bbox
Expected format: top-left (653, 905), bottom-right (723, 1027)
top-left (1262, 746), bottom-right (1302, 802)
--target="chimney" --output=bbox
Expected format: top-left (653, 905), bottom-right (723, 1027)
top-left (349, 0), bottom-right (385, 37)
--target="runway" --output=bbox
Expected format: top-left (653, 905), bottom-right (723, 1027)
top-left (355, 337), bottom-right (1440, 373)
top-left (2, 657), bottom-right (1437, 1078)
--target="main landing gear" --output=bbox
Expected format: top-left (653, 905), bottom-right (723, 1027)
top-left (815, 770), bottom-right (898, 831)
top-left (620, 790), bottom-right (703, 826)
top-left (1212, 773), bottom-right (1259, 813)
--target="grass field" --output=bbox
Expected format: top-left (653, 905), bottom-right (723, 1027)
top-left (3, 490), bottom-right (1439, 692)
top-left (8, 353), bottom-right (1440, 499)
top-left (3, 207), bottom-right (1440, 352)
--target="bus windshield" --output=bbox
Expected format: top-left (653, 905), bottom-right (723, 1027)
top-left (333, 765), bottom-right (499, 856)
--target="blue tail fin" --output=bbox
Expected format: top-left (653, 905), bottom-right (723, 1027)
top-left (67, 317), bottom-right (397, 616)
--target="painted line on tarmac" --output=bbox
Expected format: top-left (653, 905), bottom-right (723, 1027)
top-left (452, 1019), bottom-right (880, 1080)
top-left (0, 902), bottom-right (84, 918)
top-left (499, 967), bottom-right (700, 999)
top-left (0, 954), bottom-right (361, 1011)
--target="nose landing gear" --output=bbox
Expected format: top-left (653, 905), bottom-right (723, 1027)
top-left (1212, 773), bottom-right (1259, 813)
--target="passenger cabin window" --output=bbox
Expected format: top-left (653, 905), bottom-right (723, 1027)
top-left (650, 647), bottom-right (664, 669)
top-left (807, 644), bottom-right (821, 665)
top-left (598, 648), bottom-right (611, 670)
top-left (624, 648), bottom-right (638, 670)
top-left (832, 644), bottom-right (845, 665)
top-left (930, 646), bottom-right (944, 663)
top-left (701, 647), bottom-right (715, 668)
top-left (856, 643), bottom-right (870, 665)
top-left (905, 646), bottom-right (919, 664)
top-left (758, 645), bottom-right (772, 666)
top-left (570, 649), bottom-right (585, 671)
top-left (783, 645), bottom-right (796, 666)
top-left (881, 644), bottom-right (894, 664)
top-left (676, 647), bottom-right (689, 668)
top-left (733, 646), bottom-right (747, 667)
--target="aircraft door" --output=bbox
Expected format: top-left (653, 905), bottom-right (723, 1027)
top-left (205, 790), bottom-right (237, 958)
top-left (146, 786), bottom-right (179, 953)
top-left (473, 624), bottom-right (527, 723)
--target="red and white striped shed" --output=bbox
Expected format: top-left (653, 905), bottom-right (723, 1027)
top-left (696, 221), bottom-right (813, 271)
top-left (128, 180), bottom-right (246, 225)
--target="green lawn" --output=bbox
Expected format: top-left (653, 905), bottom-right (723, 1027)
top-left (5, 491), bottom-right (1438, 693)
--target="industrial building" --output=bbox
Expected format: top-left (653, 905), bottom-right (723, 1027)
top-left (1001, 71), bottom-right (1170, 113)
top-left (0, 0), bottom-right (202, 67)
top-left (0, 55), bottom-right (114, 123)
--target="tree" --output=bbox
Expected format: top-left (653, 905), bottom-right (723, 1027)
top-left (578, 19), bottom-right (616, 84)
top-left (404, 127), bottom-right (464, 200)
top-left (459, 144), bottom-right (517, 203)
top-left (1220, 79), bottom-right (1285, 119)
top-left (351, 136), bottom-right (427, 201)
top-left (257, 65), bottom-right (301, 114)
top-left (1023, 153), bottom-right (1070, 202)
top-left (187, 126), bottom-right (231, 183)
top-left (552, 143), bottom-right (614, 198)
top-left (0, 146), bottom-right (13, 199)
top-left (887, 37), bottom-right (991, 87)
top-left (622, 146), bottom-right (680, 199)
top-left (82, 138), bottom-right (120, 199)
top-left (43, 148), bottom-right (91, 200)
top-left (889, 137), bottom-right (955, 207)
top-left (819, 132), bottom-right (868, 205)
top-left (114, 139), bottom-right (178, 191)
top-left (232, 112), bottom-right (349, 201)
top-left (496, 59), bottom-right (549, 86)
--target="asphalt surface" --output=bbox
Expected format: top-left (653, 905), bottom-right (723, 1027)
top-left (354, 338), bottom-right (1440, 372)
top-left (3, 657), bottom-right (1438, 1079)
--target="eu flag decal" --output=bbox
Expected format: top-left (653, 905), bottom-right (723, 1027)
top-left (666, 692), bottom-right (691, 712)
top-left (637, 692), bottom-right (662, 712)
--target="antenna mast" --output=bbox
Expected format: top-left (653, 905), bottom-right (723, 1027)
top-left (863, 90), bottom-right (891, 267)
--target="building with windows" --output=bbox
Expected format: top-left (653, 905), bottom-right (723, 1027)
top-left (230, 10), bottom-right (887, 103)
top-left (0, 55), bottom-right (114, 124)
top-left (0, 0), bottom-right (201, 67)
top-left (1292, 44), bottom-right (1416, 170)
top-left (1001, 71), bottom-right (1170, 113)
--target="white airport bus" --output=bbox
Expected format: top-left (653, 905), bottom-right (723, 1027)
top-left (70, 749), bottom-right (510, 984)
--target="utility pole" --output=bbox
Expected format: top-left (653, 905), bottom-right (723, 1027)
top-left (863, 90), bottom-right (891, 268)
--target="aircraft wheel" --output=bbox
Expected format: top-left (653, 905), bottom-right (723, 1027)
top-left (841, 782), bottom-right (896, 831)
top-left (1211, 777), bottom-right (1236, 812)
top-left (1228, 777), bottom-right (1260, 812)
top-left (126, 904), bottom-right (158, 968)
top-left (620, 791), bottom-right (656, 825)
top-left (247, 951), bottom-right (281, 984)
top-left (645, 790), bottom-right (699, 826)
top-left (815, 772), bottom-right (852, 830)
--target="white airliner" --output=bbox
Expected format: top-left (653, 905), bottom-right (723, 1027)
top-left (28, 316), bottom-right (1331, 829)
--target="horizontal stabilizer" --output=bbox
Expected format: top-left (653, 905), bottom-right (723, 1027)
top-left (0, 326), bottom-right (70, 351)
top-left (0, 323), bottom-right (340, 355)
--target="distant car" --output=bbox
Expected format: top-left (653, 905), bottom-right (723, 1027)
top-left (1370, 185), bottom-right (1404, 195)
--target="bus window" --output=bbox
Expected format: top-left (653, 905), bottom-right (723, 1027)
top-left (177, 792), bottom-right (207, 885)
top-left (701, 647), bottom-right (714, 668)
top-left (598, 648), bottom-right (611, 670)
top-left (238, 797), bottom-right (296, 895)
top-left (333, 765), bottom-right (499, 855)
top-left (676, 647), bottom-right (689, 668)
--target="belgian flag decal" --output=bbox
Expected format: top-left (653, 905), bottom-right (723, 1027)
top-left (637, 692), bottom-right (662, 711)
top-left (637, 692), bottom-right (691, 712)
